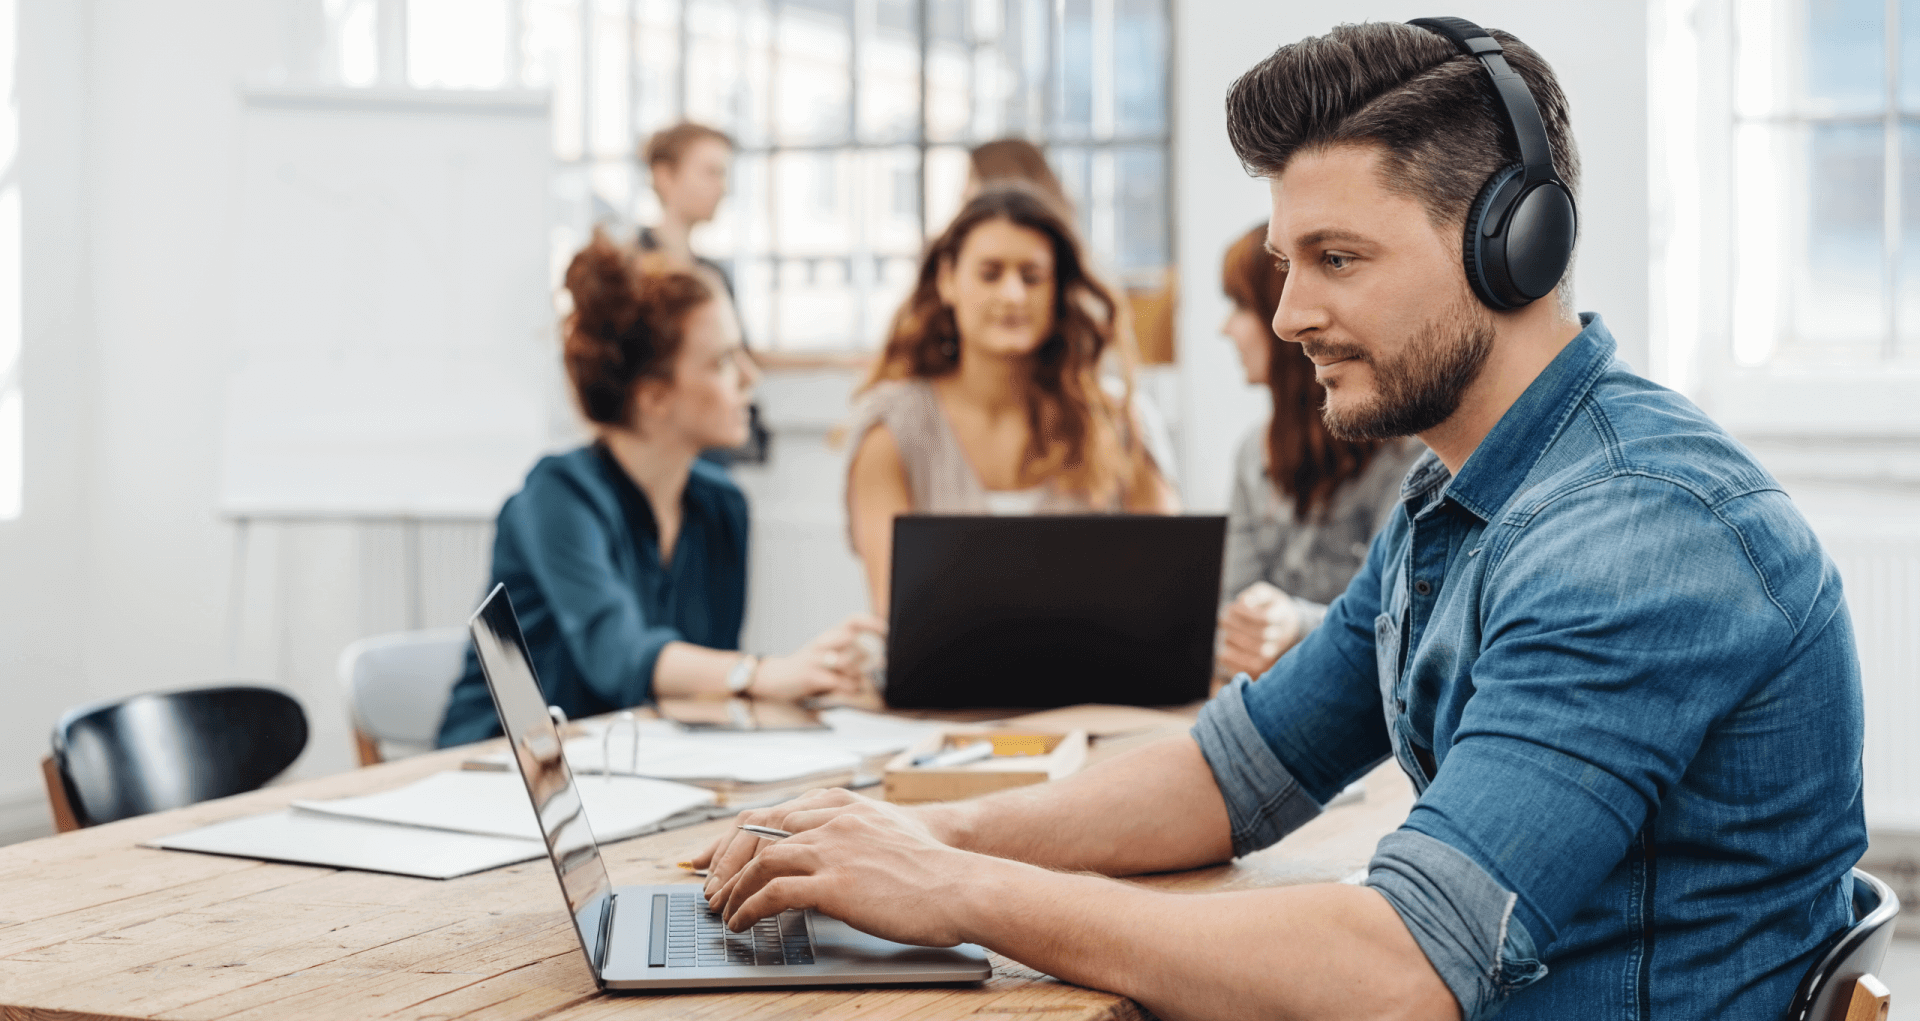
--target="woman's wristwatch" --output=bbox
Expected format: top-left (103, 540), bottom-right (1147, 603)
top-left (726, 653), bottom-right (761, 696)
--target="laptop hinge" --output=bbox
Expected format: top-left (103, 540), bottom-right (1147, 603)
top-left (594, 892), bottom-right (617, 973)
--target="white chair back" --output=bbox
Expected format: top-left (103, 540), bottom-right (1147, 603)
top-left (336, 628), bottom-right (468, 761)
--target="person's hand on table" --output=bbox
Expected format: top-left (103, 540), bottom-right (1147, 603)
top-left (687, 787), bottom-right (975, 947)
top-left (751, 612), bottom-right (886, 702)
top-left (1216, 581), bottom-right (1303, 680)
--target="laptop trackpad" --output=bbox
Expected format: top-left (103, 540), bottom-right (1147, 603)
top-left (811, 913), bottom-right (981, 966)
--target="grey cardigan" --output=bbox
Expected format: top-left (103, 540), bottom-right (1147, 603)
top-left (1222, 426), bottom-right (1426, 629)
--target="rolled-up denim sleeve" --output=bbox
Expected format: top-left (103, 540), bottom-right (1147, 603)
top-left (1192, 677), bottom-right (1325, 856)
top-left (1367, 830), bottom-right (1547, 1020)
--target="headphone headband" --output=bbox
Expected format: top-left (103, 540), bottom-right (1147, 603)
top-left (1407, 17), bottom-right (1558, 186)
top-left (1404, 16), bottom-right (1578, 310)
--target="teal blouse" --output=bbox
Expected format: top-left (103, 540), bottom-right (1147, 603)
top-left (436, 445), bottom-right (749, 746)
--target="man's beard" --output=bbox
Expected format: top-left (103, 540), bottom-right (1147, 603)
top-left (1303, 293), bottom-right (1495, 442)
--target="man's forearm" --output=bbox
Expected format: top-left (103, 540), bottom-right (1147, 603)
top-left (957, 856), bottom-right (1459, 1021)
top-left (925, 734), bottom-right (1234, 876)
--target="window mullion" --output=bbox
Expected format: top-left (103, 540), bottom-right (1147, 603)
top-left (767, 0), bottom-right (782, 349)
top-left (851, 0), bottom-right (867, 349)
top-left (916, 0), bottom-right (929, 242)
top-left (581, 0), bottom-right (596, 163)
top-left (1885, 0), bottom-right (1901, 361)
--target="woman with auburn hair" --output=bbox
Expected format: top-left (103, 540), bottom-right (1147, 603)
top-left (1213, 223), bottom-right (1425, 681)
top-left (845, 184), bottom-right (1179, 613)
top-left (437, 230), bottom-right (880, 747)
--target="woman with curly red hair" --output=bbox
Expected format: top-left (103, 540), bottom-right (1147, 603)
top-left (437, 231), bottom-right (878, 746)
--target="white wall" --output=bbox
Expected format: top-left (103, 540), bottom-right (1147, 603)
top-left (0, 0), bottom-right (366, 843)
top-left (0, 0), bottom-right (96, 843)
top-left (1173, 1), bottom-right (1651, 510)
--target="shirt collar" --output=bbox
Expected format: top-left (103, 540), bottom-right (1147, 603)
top-left (1401, 312), bottom-right (1618, 523)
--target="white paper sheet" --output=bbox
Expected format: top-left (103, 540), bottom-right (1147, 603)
top-left (146, 810), bottom-right (543, 879)
top-left (558, 733), bottom-right (861, 783)
top-left (290, 770), bottom-right (717, 842)
top-left (572, 708), bottom-right (944, 765)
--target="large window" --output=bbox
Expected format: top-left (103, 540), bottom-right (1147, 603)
top-left (318, 0), bottom-right (1173, 354)
top-left (1655, 0), bottom-right (1920, 432)
top-left (1729, 0), bottom-right (1920, 366)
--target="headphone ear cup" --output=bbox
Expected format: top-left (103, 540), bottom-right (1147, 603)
top-left (1462, 164), bottom-right (1527, 311)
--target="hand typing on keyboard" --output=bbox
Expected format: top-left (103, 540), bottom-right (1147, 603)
top-left (689, 787), bottom-right (980, 949)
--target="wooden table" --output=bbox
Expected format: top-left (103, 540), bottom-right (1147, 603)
top-left (0, 709), bottom-right (1411, 1021)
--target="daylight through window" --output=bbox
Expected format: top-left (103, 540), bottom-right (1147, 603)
top-left (323, 0), bottom-right (1172, 354)
top-left (1731, 0), bottom-right (1920, 365)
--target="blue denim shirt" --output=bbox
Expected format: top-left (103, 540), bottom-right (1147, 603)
top-left (1192, 315), bottom-right (1865, 1020)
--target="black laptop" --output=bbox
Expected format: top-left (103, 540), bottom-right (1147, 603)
top-left (884, 515), bottom-right (1226, 709)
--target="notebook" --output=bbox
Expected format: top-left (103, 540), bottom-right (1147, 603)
top-left (148, 771), bottom-right (721, 879)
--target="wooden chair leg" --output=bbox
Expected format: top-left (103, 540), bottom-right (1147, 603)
top-left (1844, 973), bottom-right (1890, 1021)
top-left (353, 729), bottom-right (383, 767)
top-left (40, 756), bottom-right (81, 833)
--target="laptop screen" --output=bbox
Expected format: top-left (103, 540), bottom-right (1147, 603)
top-left (469, 584), bottom-right (614, 970)
top-left (884, 514), bottom-right (1226, 709)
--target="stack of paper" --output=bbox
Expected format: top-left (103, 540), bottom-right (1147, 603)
top-left (465, 709), bottom-right (950, 806)
top-left (291, 770), bottom-right (716, 842)
top-left (147, 771), bottom-right (720, 880)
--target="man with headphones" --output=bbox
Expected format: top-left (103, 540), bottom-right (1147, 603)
top-left (693, 19), bottom-right (1866, 1020)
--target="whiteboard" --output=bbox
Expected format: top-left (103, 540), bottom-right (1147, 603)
top-left (220, 87), bottom-right (563, 519)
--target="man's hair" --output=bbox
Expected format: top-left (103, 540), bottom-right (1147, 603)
top-left (1226, 21), bottom-right (1580, 300)
top-left (641, 121), bottom-right (733, 169)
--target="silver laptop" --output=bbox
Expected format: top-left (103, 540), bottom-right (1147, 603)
top-left (469, 583), bottom-right (993, 991)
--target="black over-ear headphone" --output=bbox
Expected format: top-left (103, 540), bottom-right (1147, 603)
top-left (1408, 17), bottom-right (1577, 311)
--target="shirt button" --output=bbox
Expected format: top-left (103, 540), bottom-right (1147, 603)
top-left (1414, 580), bottom-right (1432, 596)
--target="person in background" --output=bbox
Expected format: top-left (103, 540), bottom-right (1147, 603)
top-left (637, 121), bottom-right (770, 461)
top-left (1214, 224), bottom-right (1424, 680)
top-left (845, 184), bottom-right (1179, 613)
top-left (638, 122), bottom-right (738, 312)
top-left (437, 231), bottom-right (880, 747)
top-left (964, 138), bottom-right (1074, 218)
top-left (962, 138), bottom-right (1153, 367)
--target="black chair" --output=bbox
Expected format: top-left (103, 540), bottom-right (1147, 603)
top-left (1785, 867), bottom-right (1898, 1021)
top-left (48, 685), bottom-right (308, 828)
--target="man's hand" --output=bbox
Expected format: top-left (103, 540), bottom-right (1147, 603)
top-left (687, 788), bottom-right (978, 946)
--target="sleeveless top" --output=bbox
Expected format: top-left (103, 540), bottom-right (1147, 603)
top-left (845, 378), bottom-right (1173, 516)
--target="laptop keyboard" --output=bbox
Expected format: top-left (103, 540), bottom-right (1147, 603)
top-left (659, 890), bottom-right (816, 968)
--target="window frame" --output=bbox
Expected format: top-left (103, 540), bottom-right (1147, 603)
top-left (1656, 0), bottom-right (1920, 437)
top-left (552, 0), bottom-right (1177, 354)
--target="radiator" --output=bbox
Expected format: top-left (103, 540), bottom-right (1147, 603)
top-left (354, 520), bottom-right (495, 634)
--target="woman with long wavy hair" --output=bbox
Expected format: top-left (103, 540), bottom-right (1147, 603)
top-left (844, 184), bottom-right (1178, 612)
top-left (1214, 223), bottom-right (1425, 681)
